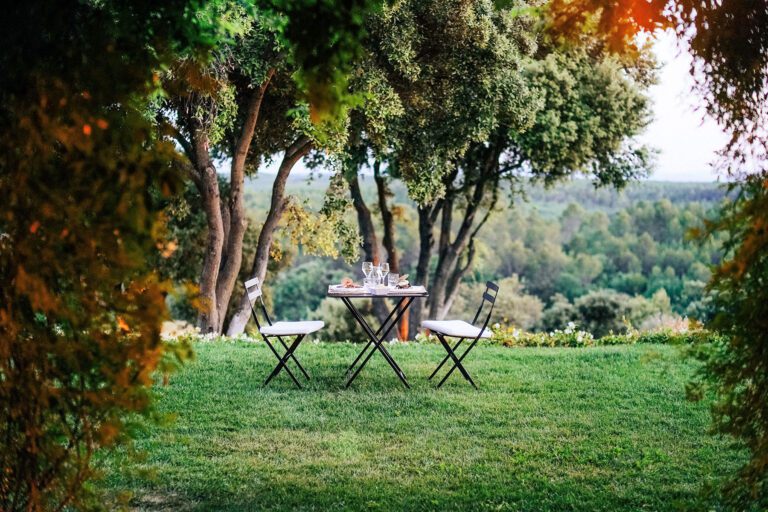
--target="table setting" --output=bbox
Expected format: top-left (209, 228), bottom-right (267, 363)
top-left (326, 261), bottom-right (429, 388)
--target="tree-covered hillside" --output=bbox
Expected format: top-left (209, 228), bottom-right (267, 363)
top-left (238, 175), bottom-right (725, 334)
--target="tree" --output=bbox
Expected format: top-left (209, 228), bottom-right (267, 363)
top-left (0, 1), bottom-right (224, 508)
top-left (161, 23), bottom-right (277, 333)
top-left (545, 0), bottom-right (768, 503)
top-left (412, 44), bottom-right (653, 332)
top-left (161, 3), bottom-right (373, 334)
top-left (690, 175), bottom-right (768, 507)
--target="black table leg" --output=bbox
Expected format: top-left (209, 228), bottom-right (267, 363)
top-left (342, 297), bottom-right (409, 386)
top-left (343, 296), bottom-right (410, 376)
top-left (344, 297), bottom-right (406, 375)
top-left (342, 296), bottom-right (415, 388)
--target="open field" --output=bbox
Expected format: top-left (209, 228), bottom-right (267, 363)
top-left (100, 342), bottom-right (742, 511)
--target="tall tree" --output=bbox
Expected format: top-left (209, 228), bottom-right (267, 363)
top-left (419, 46), bottom-right (653, 327)
top-left (0, 1), bottom-right (225, 508)
top-left (163, 2), bottom-right (374, 334)
top-left (162, 35), bottom-right (276, 333)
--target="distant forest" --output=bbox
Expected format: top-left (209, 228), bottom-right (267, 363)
top-left (226, 176), bottom-right (727, 337)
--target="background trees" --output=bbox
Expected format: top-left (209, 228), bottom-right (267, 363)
top-left (545, 0), bottom-right (768, 505)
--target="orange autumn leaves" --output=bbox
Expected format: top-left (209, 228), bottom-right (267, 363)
top-left (546, 0), bottom-right (670, 53)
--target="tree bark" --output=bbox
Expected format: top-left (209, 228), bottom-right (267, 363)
top-left (409, 203), bottom-right (439, 339)
top-left (347, 171), bottom-right (389, 324)
top-left (348, 173), bottom-right (381, 264)
top-left (213, 71), bottom-right (274, 331)
top-left (425, 144), bottom-right (501, 321)
top-left (225, 136), bottom-right (312, 336)
top-left (194, 131), bottom-right (224, 333)
top-left (374, 166), bottom-right (408, 339)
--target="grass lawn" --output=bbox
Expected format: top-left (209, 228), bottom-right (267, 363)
top-left (100, 341), bottom-right (743, 511)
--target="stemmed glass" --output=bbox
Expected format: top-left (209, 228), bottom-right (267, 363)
top-left (380, 262), bottom-right (390, 286)
top-left (362, 261), bottom-right (373, 283)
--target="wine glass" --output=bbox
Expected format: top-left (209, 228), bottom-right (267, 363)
top-left (362, 261), bottom-right (373, 280)
top-left (380, 262), bottom-right (390, 285)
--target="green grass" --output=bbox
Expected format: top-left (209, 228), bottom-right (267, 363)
top-left (100, 342), bottom-right (743, 511)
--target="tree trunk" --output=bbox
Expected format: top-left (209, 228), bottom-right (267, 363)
top-left (225, 136), bottom-right (312, 336)
top-left (213, 72), bottom-right (273, 332)
top-left (374, 167), bottom-right (408, 339)
top-left (194, 131), bottom-right (224, 333)
top-left (348, 173), bottom-right (381, 264)
top-left (409, 204), bottom-right (439, 339)
top-left (347, 171), bottom-right (389, 324)
top-left (424, 144), bottom-right (501, 322)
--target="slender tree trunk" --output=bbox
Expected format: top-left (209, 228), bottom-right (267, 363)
top-left (409, 204), bottom-right (438, 338)
top-left (225, 136), bottom-right (312, 336)
top-left (194, 132), bottom-right (224, 333)
top-left (348, 173), bottom-right (381, 264)
top-left (347, 171), bottom-right (389, 324)
top-left (374, 166), bottom-right (408, 339)
top-left (213, 71), bottom-right (273, 331)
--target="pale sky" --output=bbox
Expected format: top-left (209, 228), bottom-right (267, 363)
top-left (640, 30), bottom-right (728, 182)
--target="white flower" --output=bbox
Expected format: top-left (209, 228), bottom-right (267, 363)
top-left (493, 323), bottom-right (501, 330)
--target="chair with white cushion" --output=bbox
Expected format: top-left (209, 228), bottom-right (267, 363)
top-left (422, 281), bottom-right (498, 389)
top-left (244, 277), bottom-right (324, 389)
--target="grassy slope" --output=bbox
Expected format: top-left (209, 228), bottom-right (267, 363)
top-left (101, 342), bottom-right (742, 511)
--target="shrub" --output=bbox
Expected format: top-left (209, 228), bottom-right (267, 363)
top-left (574, 289), bottom-right (631, 338)
top-left (313, 297), bottom-right (378, 342)
top-left (0, 2), bottom-right (217, 509)
top-left (689, 174), bottom-right (768, 507)
top-left (491, 322), bottom-right (596, 347)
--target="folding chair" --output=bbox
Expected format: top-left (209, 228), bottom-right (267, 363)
top-left (422, 281), bottom-right (498, 389)
top-left (244, 277), bottom-right (324, 389)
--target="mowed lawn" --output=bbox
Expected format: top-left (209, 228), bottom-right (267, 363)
top-left (100, 342), bottom-right (743, 511)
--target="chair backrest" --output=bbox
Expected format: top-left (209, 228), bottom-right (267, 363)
top-left (471, 281), bottom-right (499, 332)
top-left (244, 277), bottom-right (263, 305)
top-left (244, 277), bottom-right (272, 330)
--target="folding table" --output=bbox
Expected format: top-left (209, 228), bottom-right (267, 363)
top-left (327, 285), bottom-right (428, 388)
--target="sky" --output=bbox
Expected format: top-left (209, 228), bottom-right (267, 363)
top-left (640, 31), bottom-right (728, 182)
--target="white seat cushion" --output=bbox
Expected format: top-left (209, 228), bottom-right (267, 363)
top-left (260, 320), bottom-right (324, 336)
top-left (422, 320), bottom-right (492, 339)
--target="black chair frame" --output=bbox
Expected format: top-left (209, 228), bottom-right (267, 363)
top-left (429, 281), bottom-right (499, 389)
top-left (244, 277), bottom-right (310, 389)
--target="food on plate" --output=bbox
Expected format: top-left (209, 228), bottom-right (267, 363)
top-left (396, 274), bottom-right (411, 289)
top-left (340, 277), bottom-right (362, 288)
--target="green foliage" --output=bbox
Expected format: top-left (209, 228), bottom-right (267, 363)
top-left (479, 199), bottom-right (720, 318)
top-left (689, 173), bottom-right (768, 508)
top-left (513, 48), bottom-right (653, 186)
top-left (544, 0), bottom-right (767, 166)
top-left (490, 323), bottom-right (719, 348)
top-left (269, 0), bottom-right (381, 121)
top-left (0, 1), bottom-right (225, 508)
top-left (573, 289), bottom-right (632, 338)
top-left (271, 260), bottom-right (346, 321)
top-left (364, 0), bottom-right (539, 203)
